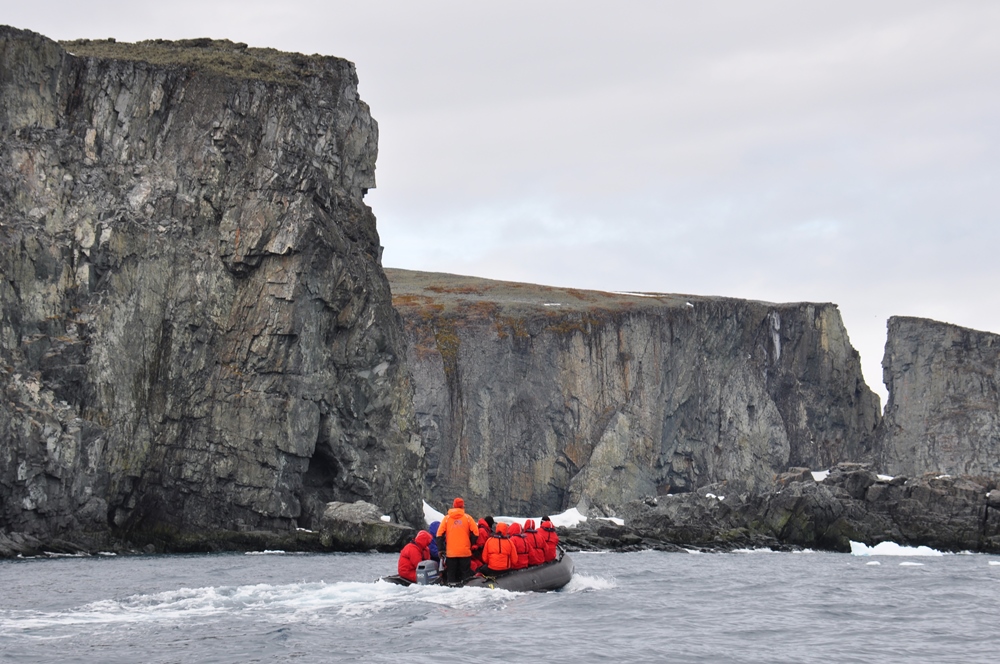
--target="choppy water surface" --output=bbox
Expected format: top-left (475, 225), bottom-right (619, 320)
top-left (3, 549), bottom-right (999, 663)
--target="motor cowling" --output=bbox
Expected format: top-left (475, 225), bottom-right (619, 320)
top-left (416, 559), bottom-right (439, 585)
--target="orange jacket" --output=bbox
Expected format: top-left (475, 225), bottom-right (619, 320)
top-left (482, 530), bottom-right (518, 571)
top-left (436, 507), bottom-right (479, 558)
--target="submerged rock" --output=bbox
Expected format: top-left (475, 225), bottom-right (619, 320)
top-left (0, 26), bottom-right (422, 555)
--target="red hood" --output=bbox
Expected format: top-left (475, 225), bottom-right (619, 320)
top-left (496, 522), bottom-right (509, 535)
top-left (508, 522), bottom-right (522, 536)
top-left (523, 519), bottom-right (535, 531)
top-left (415, 530), bottom-right (433, 547)
top-left (478, 518), bottom-right (489, 530)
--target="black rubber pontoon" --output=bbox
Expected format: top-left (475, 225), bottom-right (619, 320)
top-left (464, 549), bottom-right (574, 592)
top-left (381, 548), bottom-right (574, 592)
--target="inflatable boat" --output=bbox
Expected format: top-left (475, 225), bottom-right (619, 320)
top-left (383, 548), bottom-right (574, 592)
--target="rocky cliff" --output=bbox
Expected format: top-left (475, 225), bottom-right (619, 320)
top-left (388, 269), bottom-right (881, 516)
top-left (877, 316), bottom-right (1000, 477)
top-left (0, 27), bottom-right (422, 553)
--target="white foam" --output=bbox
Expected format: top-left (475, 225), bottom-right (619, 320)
top-left (850, 541), bottom-right (944, 557)
top-left (560, 574), bottom-right (617, 592)
top-left (899, 562), bottom-right (925, 567)
top-left (731, 548), bottom-right (778, 554)
top-left (0, 580), bottom-right (514, 633)
top-left (989, 561), bottom-right (1000, 566)
top-left (866, 561), bottom-right (881, 566)
top-left (244, 550), bottom-right (286, 555)
top-left (811, 470), bottom-right (830, 481)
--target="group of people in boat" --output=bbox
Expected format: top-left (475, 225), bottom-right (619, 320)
top-left (397, 497), bottom-right (560, 585)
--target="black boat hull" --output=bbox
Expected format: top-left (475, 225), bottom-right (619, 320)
top-left (381, 549), bottom-right (574, 592)
top-left (464, 551), bottom-right (574, 592)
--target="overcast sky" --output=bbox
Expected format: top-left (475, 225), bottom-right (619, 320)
top-left (9, 1), bottom-right (1000, 404)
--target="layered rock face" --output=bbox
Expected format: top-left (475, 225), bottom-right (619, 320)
top-left (0, 27), bottom-right (422, 550)
top-left (877, 316), bottom-right (1000, 477)
top-left (388, 269), bottom-right (881, 516)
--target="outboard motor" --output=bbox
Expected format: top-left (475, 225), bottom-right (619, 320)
top-left (416, 559), bottom-right (439, 585)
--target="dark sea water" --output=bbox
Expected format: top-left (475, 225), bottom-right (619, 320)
top-left (2, 548), bottom-right (999, 663)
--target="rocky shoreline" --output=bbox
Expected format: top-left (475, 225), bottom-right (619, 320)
top-left (561, 463), bottom-right (1000, 554)
top-left (6, 465), bottom-right (1000, 558)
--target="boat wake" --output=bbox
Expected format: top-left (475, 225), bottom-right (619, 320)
top-left (0, 580), bottom-right (516, 635)
top-left (560, 573), bottom-right (616, 592)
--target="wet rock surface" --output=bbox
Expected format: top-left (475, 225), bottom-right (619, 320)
top-left (560, 463), bottom-right (1000, 554)
top-left (0, 26), bottom-right (421, 556)
top-left (319, 500), bottom-right (414, 552)
top-left (389, 269), bottom-right (881, 517)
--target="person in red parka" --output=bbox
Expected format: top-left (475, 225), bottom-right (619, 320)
top-left (521, 519), bottom-right (546, 566)
top-left (481, 522), bottom-right (518, 574)
top-left (539, 516), bottom-right (559, 562)
top-left (506, 522), bottom-right (530, 570)
top-left (397, 530), bottom-right (434, 583)
top-left (471, 516), bottom-right (494, 568)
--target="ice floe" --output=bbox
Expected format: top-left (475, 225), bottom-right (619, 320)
top-left (850, 541), bottom-right (944, 557)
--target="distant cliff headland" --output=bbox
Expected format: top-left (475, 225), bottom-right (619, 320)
top-left (3, 26), bottom-right (1000, 557)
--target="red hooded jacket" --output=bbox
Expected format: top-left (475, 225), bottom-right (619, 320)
top-left (538, 518), bottom-right (558, 562)
top-left (507, 522), bottom-right (530, 569)
top-left (397, 530), bottom-right (433, 583)
top-left (522, 519), bottom-right (546, 566)
top-left (472, 518), bottom-right (491, 562)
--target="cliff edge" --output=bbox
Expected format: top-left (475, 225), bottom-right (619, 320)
top-left (388, 268), bottom-right (881, 516)
top-left (0, 27), bottom-right (422, 553)
top-left (877, 316), bottom-right (1000, 476)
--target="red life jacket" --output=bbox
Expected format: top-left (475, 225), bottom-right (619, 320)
top-left (539, 519), bottom-right (558, 562)
top-left (522, 519), bottom-right (546, 566)
top-left (507, 522), bottom-right (530, 569)
top-left (472, 519), bottom-right (491, 562)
